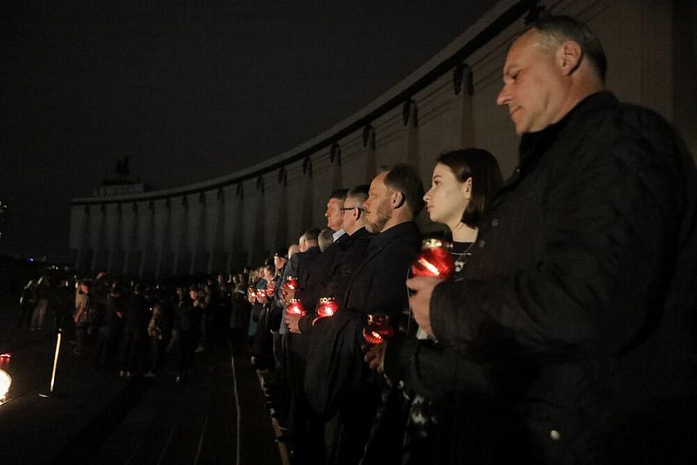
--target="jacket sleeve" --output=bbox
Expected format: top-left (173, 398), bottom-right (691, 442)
top-left (384, 337), bottom-right (493, 398)
top-left (431, 122), bottom-right (691, 362)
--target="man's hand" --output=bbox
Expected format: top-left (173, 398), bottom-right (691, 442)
top-left (285, 312), bottom-right (302, 334)
top-left (364, 342), bottom-right (387, 374)
top-left (406, 276), bottom-right (440, 337)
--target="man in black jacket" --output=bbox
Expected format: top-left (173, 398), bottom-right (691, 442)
top-left (408, 16), bottom-right (697, 464)
top-left (318, 165), bottom-right (424, 465)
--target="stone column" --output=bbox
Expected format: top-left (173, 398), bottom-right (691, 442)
top-left (173, 196), bottom-right (189, 276)
top-left (122, 202), bottom-right (138, 277)
top-left (274, 169), bottom-right (289, 252)
top-left (404, 99), bottom-right (420, 172)
top-left (363, 125), bottom-right (377, 182)
top-left (190, 193), bottom-right (207, 275)
top-left (453, 63), bottom-right (475, 148)
top-left (300, 157), bottom-right (314, 233)
top-left (208, 189), bottom-right (226, 274)
top-left (138, 201), bottom-right (156, 279)
top-left (155, 199), bottom-right (172, 281)
top-left (91, 205), bottom-right (107, 273)
top-left (330, 143), bottom-right (343, 192)
top-left (250, 176), bottom-right (266, 266)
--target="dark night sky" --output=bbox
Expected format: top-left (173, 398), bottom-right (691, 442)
top-left (0, 1), bottom-right (492, 263)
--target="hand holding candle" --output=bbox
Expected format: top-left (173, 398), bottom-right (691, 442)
top-left (362, 313), bottom-right (395, 347)
top-left (312, 297), bottom-right (338, 325)
top-left (286, 298), bottom-right (305, 316)
top-left (282, 276), bottom-right (298, 303)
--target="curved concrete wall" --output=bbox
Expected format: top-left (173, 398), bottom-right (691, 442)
top-left (69, 0), bottom-right (697, 279)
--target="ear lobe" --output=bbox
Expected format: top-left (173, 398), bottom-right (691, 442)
top-left (462, 177), bottom-right (473, 200)
top-left (559, 41), bottom-right (582, 76)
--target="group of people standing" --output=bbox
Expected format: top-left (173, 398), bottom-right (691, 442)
top-left (246, 15), bottom-right (697, 465)
top-left (17, 272), bottom-right (249, 382)
top-left (13, 15), bottom-right (697, 465)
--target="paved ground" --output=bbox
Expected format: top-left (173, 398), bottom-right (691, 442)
top-left (0, 294), bottom-right (283, 465)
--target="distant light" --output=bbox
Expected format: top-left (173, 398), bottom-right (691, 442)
top-left (0, 353), bottom-right (10, 359)
top-left (28, 258), bottom-right (34, 262)
top-left (0, 369), bottom-right (11, 403)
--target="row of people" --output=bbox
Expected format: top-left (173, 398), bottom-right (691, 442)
top-left (247, 15), bottom-right (697, 465)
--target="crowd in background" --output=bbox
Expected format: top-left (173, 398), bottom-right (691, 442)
top-left (17, 271), bottom-right (254, 382)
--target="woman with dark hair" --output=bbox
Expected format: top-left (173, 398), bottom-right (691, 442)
top-left (364, 148), bottom-right (503, 465)
top-left (424, 149), bottom-right (503, 266)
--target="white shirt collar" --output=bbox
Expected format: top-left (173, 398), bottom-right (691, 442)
top-left (332, 229), bottom-right (346, 241)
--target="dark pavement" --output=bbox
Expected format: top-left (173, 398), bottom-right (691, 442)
top-left (0, 295), bottom-right (283, 465)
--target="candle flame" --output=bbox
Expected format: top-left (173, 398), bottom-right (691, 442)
top-left (417, 257), bottom-right (440, 276)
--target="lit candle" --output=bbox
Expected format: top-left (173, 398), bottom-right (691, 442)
top-left (284, 276), bottom-right (299, 290)
top-left (362, 314), bottom-right (394, 346)
top-left (286, 298), bottom-right (306, 316)
top-left (316, 296), bottom-right (338, 318)
top-left (411, 238), bottom-right (455, 279)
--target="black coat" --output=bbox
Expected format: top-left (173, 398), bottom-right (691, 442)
top-left (287, 246), bottom-right (321, 355)
top-left (297, 234), bottom-right (351, 319)
top-left (298, 228), bottom-right (373, 334)
top-left (304, 221), bottom-right (421, 418)
top-left (429, 92), bottom-right (697, 464)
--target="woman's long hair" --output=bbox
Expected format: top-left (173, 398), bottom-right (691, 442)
top-left (435, 149), bottom-right (503, 228)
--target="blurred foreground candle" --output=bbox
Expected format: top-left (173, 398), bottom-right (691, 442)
top-left (313, 297), bottom-right (338, 325)
top-left (266, 280), bottom-right (276, 297)
top-left (411, 238), bottom-right (455, 280)
top-left (284, 276), bottom-right (298, 290)
top-left (362, 314), bottom-right (395, 347)
top-left (286, 298), bottom-right (306, 316)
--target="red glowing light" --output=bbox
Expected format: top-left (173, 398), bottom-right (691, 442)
top-left (283, 276), bottom-right (298, 291)
top-left (286, 299), bottom-right (306, 316)
top-left (316, 297), bottom-right (338, 319)
top-left (410, 239), bottom-right (455, 279)
top-left (362, 314), bottom-right (394, 347)
top-left (0, 353), bottom-right (10, 359)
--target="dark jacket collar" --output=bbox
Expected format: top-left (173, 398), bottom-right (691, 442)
top-left (372, 221), bottom-right (420, 249)
top-left (518, 91), bottom-right (618, 169)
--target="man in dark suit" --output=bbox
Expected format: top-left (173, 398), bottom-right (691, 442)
top-left (314, 164), bottom-right (424, 465)
top-left (279, 228), bottom-right (322, 457)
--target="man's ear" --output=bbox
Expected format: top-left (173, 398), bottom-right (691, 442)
top-left (392, 191), bottom-right (405, 209)
top-left (558, 40), bottom-right (583, 76)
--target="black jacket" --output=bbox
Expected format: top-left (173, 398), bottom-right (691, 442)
top-left (429, 92), bottom-right (697, 463)
top-left (287, 246), bottom-right (321, 355)
top-left (304, 221), bottom-right (421, 418)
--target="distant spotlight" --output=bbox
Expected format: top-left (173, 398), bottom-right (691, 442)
top-left (0, 369), bottom-right (11, 403)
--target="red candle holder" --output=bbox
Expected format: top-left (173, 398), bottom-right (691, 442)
top-left (265, 281), bottom-right (276, 297)
top-left (362, 314), bottom-right (395, 346)
top-left (286, 298), bottom-right (306, 316)
top-left (411, 238), bottom-right (455, 280)
top-left (315, 297), bottom-right (338, 320)
top-left (283, 276), bottom-right (299, 291)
